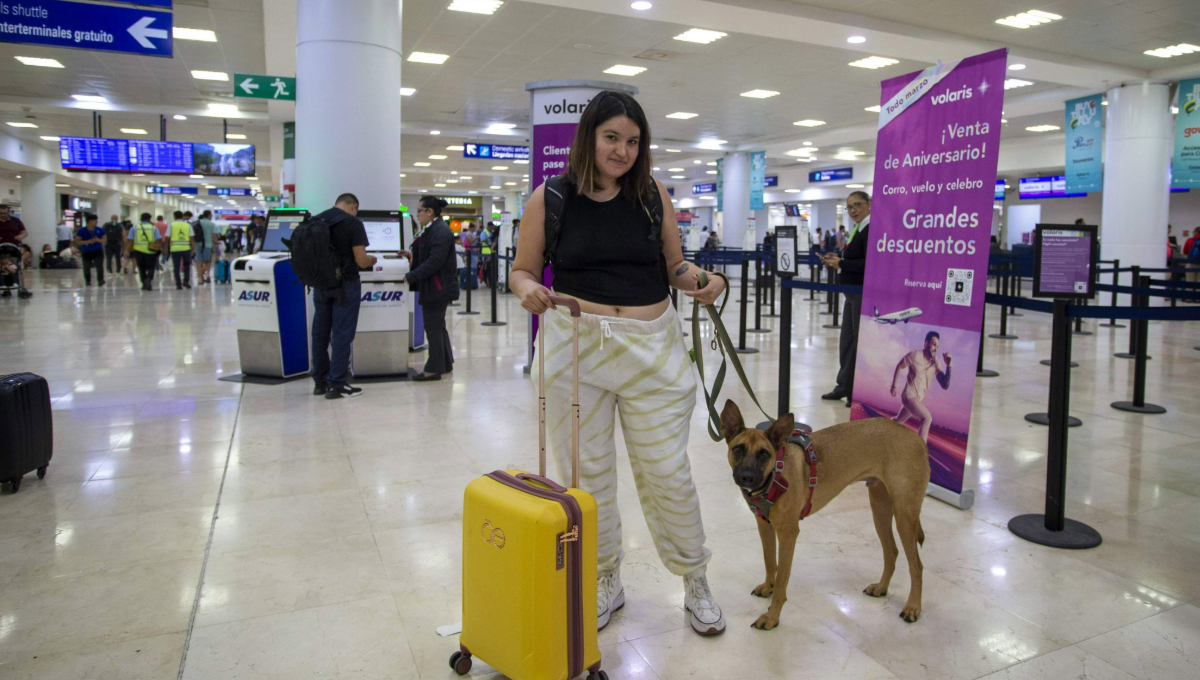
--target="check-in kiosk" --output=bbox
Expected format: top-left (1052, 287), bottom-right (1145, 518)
top-left (232, 208), bottom-right (312, 378)
top-left (354, 210), bottom-right (414, 377)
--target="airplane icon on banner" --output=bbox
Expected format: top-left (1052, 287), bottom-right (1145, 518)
top-left (872, 306), bottom-right (923, 324)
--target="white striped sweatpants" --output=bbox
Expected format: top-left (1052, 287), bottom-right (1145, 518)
top-left (531, 303), bottom-right (712, 577)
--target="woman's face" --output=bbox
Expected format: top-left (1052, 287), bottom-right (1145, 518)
top-left (593, 115), bottom-right (641, 183)
top-left (416, 205), bottom-right (434, 227)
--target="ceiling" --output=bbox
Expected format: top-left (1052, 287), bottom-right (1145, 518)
top-left (0, 0), bottom-right (1196, 202)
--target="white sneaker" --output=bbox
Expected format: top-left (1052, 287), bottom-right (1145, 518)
top-left (683, 569), bottom-right (725, 636)
top-left (597, 570), bottom-right (625, 631)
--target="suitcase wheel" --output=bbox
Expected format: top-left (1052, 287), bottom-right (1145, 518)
top-left (37, 466), bottom-right (47, 480)
top-left (588, 672), bottom-right (608, 680)
top-left (7, 477), bottom-right (20, 493)
top-left (448, 651), bottom-right (471, 675)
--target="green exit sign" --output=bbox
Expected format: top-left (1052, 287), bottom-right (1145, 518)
top-left (234, 74), bottom-right (296, 101)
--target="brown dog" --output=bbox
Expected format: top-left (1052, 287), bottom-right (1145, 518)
top-left (720, 400), bottom-right (930, 629)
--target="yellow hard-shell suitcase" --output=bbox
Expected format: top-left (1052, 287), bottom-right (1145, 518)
top-left (452, 296), bottom-right (604, 680)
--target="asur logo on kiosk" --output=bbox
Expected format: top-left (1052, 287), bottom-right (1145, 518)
top-left (361, 291), bottom-right (404, 302)
top-left (238, 291), bottom-right (270, 302)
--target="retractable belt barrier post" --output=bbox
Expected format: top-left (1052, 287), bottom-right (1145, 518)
top-left (458, 246), bottom-right (480, 316)
top-left (823, 287), bottom-right (841, 329)
top-left (1111, 275), bottom-right (1165, 414)
top-left (1115, 265), bottom-right (1144, 359)
top-left (1009, 299), bottom-right (1102, 549)
top-left (749, 255), bottom-right (769, 333)
top-left (778, 279), bottom-right (793, 416)
top-left (1098, 258), bottom-right (1124, 328)
top-left (989, 262), bottom-right (1018, 339)
top-left (736, 257), bottom-right (758, 354)
top-left (481, 255), bottom-right (506, 327)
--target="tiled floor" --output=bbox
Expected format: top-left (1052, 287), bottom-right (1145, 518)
top-left (2, 267), bottom-right (1199, 680)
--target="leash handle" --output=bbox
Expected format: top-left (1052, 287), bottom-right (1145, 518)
top-left (538, 295), bottom-right (581, 488)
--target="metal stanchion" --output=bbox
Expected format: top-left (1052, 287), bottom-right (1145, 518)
top-left (1115, 266), bottom-right (1148, 359)
top-left (735, 258), bottom-right (758, 354)
top-left (808, 261), bottom-right (817, 301)
top-left (749, 260), bottom-right (770, 333)
top-left (989, 262), bottom-right (1018, 339)
top-left (481, 256), bottom-right (506, 327)
top-left (764, 266), bottom-right (778, 317)
top-left (1010, 268), bottom-right (1024, 316)
top-left (458, 249), bottom-right (480, 316)
top-left (977, 302), bottom-right (998, 377)
top-left (821, 265), bottom-right (835, 315)
top-left (1111, 275), bottom-right (1165, 414)
top-left (1098, 259), bottom-right (1125, 328)
top-left (1072, 297), bottom-right (1092, 335)
top-left (778, 282), bottom-right (792, 417)
top-left (1009, 298), bottom-right (1102, 549)
top-left (822, 288), bottom-right (841, 329)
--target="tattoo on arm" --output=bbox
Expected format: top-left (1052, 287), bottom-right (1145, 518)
top-left (674, 263), bottom-right (689, 277)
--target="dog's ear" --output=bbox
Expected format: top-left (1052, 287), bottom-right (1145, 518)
top-left (720, 400), bottom-right (745, 441)
top-left (765, 413), bottom-right (796, 450)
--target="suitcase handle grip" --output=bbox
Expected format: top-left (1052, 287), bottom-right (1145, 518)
top-left (545, 294), bottom-right (581, 317)
top-left (515, 473), bottom-right (567, 493)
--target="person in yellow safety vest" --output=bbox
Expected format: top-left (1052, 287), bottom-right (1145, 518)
top-left (479, 223), bottom-right (494, 288)
top-left (168, 210), bottom-right (195, 290)
top-left (126, 211), bottom-right (166, 291)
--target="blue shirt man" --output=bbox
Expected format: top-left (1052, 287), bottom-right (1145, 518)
top-left (75, 223), bottom-right (105, 253)
top-left (75, 214), bottom-right (106, 286)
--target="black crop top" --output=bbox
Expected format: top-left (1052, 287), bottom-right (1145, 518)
top-left (551, 191), bottom-right (669, 306)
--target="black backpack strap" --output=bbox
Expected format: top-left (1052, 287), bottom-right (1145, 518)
top-left (542, 175), bottom-right (571, 267)
top-left (643, 180), bottom-right (664, 245)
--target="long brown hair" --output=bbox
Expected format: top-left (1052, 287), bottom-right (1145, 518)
top-left (564, 90), bottom-right (655, 206)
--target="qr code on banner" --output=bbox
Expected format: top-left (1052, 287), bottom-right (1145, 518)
top-left (1074, 281), bottom-right (1087, 293)
top-left (945, 268), bottom-right (973, 306)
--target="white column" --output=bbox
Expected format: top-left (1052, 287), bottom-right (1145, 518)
top-left (809, 199), bottom-right (839, 239)
top-left (752, 208), bottom-right (768, 243)
top-left (1100, 82), bottom-right (1172, 290)
top-left (296, 0), bottom-right (401, 211)
top-left (20, 171), bottom-right (57, 250)
top-left (138, 200), bottom-right (157, 221)
top-left (98, 190), bottom-right (120, 225)
top-left (721, 152), bottom-right (750, 249)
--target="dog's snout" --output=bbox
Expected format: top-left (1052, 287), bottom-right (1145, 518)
top-left (735, 467), bottom-right (761, 488)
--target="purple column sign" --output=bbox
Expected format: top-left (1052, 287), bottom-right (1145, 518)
top-left (851, 49), bottom-right (1007, 500)
top-left (524, 81), bottom-right (638, 370)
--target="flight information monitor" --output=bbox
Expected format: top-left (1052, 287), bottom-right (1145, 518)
top-left (358, 210), bottom-right (403, 252)
top-left (128, 140), bottom-right (194, 174)
top-left (260, 208), bottom-right (311, 253)
top-left (60, 137), bottom-right (130, 172)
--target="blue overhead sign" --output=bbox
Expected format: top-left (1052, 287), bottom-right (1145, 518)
top-left (108, 0), bottom-right (173, 7)
top-left (765, 175), bottom-right (778, 187)
top-left (808, 167), bottom-right (853, 182)
top-left (463, 143), bottom-right (530, 161)
top-left (209, 188), bottom-right (254, 196)
top-left (0, 0), bottom-right (173, 57)
top-left (145, 186), bottom-right (198, 195)
top-left (692, 183), bottom-right (717, 194)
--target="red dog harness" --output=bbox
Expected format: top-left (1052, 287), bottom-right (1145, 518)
top-left (741, 428), bottom-right (818, 523)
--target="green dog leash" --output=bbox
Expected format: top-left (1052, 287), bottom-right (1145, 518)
top-left (691, 271), bottom-right (774, 442)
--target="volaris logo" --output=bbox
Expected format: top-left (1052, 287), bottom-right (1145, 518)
top-left (361, 291), bottom-right (404, 302)
top-left (238, 291), bottom-right (270, 302)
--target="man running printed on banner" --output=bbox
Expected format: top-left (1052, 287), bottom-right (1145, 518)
top-left (889, 331), bottom-right (952, 442)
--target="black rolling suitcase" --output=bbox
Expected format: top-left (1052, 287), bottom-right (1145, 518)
top-left (0, 373), bottom-right (52, 492)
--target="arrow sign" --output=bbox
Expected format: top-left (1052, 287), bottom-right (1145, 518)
top-left (128, 17), bottom-right (169, 49)
top-left (0, 0), bottom-right (173, 57)
top-left (233, 74), bottom-right (296, 101)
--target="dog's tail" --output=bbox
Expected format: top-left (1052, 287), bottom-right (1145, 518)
top-left (917, 522), bottom-right (925, 546)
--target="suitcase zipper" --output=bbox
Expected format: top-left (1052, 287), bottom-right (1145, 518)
top-left (485, 471), bottom-right (584, 680)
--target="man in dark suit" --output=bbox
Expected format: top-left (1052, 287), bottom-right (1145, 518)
top-left (821, 191), bottom-right (871, 405)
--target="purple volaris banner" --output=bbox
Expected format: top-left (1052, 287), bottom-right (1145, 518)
top-left (850, 49), bottom-right (1007, 496)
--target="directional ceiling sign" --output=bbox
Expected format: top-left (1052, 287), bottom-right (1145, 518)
top-left (0, 0), bottom-right (173, 57)
top-left (234, 74), bottom-right (296, 101)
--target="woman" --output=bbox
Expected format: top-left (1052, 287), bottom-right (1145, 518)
top-left (404, 195), bottom-right (460, 381)
top-left (510, 91), bottom-right (728, 637)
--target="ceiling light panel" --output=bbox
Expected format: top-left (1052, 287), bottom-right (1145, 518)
top-left (631, 2), bottom-right (652, 10)
top-left (225, 133), bottom-right (246, 139)
top-left (40, 135), bottom-right (60, 141)
top-left (665, 112), bottom-right (699, 119)
top-left (849, 56), bottom-right (899, 69)
top-left (191, 70), bottom-right (228, 81)
top-left (604, 64), bottom-right (646, 76)
top-left (1003, 79), bottom-right (1034, 89)
top-left (674, 28), bottom-right (727, 44)
top-left (1144, 43), bottom-right (1200, 59)
top-left (400, 88), bottom-right (416, 96)
top-left (15, 56), bottom-right (63, 67)
top-left (865, 105), bottom-right (881, 112)
top-left (174, 27), bottom-right (217, 41)
top-left (1026, 124), bottom-right (1060, 132)
top-left (793, 119), bottom-right (825, 127)
top-left (207, 103), bottom-right (238, 114)
top-left (71, 94), bottom-right (107, 103)
top-left (429, 154), bottom-right (448, 159)
top-left (740, 89), bottom-right (779, 98)
top-left (447, 0), bottom-right (503, 14)
top-left (409, 52), bottom-right (450, 64)
top-left (995, 10), bottom-right (1062, 29)
top-left (6, 122), bottom-right (37, 128)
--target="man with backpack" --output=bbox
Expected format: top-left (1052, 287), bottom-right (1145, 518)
top-left (288, 193), bottom-right (375, 399)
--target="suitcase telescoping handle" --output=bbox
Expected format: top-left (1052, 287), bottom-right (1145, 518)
top-left (539, 294), bottom-right (582, 488)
